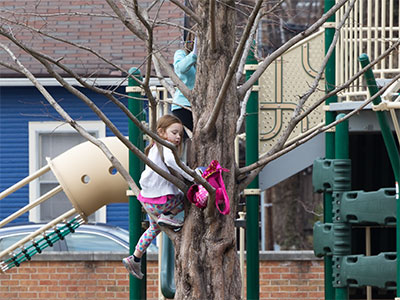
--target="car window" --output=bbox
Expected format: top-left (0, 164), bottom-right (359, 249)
top-left (64, 232), bottom-right (127, 252)
top-left (0, 234), bottom-right (61, 252)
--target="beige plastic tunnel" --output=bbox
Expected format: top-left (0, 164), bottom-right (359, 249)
top-left (48, 136), bottom-right (129, 220)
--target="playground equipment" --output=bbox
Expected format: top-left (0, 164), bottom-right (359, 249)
top-left (313, 54), bottom-right (400, 299)
top-left (0, 137), bottom-right (129, 271)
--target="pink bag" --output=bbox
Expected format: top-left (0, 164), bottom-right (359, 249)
top-left (187, 160), bottom-right (230, 215)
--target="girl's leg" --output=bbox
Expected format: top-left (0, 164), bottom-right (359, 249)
top-left (162, 194), bottom-right (184, 215)
top-left (134, 215), bottom-right (161, 256)
top-left (171, 108), bottom-right (193, 132)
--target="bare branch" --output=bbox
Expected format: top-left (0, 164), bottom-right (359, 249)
top-left (235, 0), bottom-right (286, 83)
top-left (169, 0), bottom-right (201, 24)
top-left (204, 0), bottom-right (264, 131)
top-left (0, 15), bottom-right (143, 87)
top-left (153, 51), bottom-right (192, 98)
top-left (235, 10), bottom-right (261, 83)
top-left (105, 0), bottom-right (147, 40)
top-left (261, 0), bottom-right (355, 156)
top-left (0, 8), bottom-right (116, 19)
top-left (153, 56), bottom-right (176, 96)
top-left (0, 42), bottom-right (141, 196)
top-left (236, 88), bottom-right (251, 134)
top-left (0, 24), bottom-right (210, 195)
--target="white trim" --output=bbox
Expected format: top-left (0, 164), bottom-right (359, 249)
top-left (0, 77), bottom-right (170, 87)
top-left (28, 121), bottom-right (106, 223)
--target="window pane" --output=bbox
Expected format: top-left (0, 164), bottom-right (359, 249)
top-left (64, 232), bottom-right (127, 252)
top-left (0, 234), bottom-right (61, 252)
top-left (39, 133), bottom-right (90, 181)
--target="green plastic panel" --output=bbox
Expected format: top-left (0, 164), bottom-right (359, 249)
top-left (313, 221), bottom-right (334, 257)
top-left (332, 252), bottom-right (396, 288)
top-left (333, 188), bottom-right (396, 225)
top-left (312, 158), bottom-right (351, 193)
top-left (313, 222), bottom-right (351, 257)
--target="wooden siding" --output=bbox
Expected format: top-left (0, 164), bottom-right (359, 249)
top-left (0, 85), bottom-right (131, 229)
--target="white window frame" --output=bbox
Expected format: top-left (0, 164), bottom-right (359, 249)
top-left (29, 121), bottom-right (106, 223)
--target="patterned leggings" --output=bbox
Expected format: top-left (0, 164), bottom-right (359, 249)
top-left (135, 196), bottom-right (184, 254)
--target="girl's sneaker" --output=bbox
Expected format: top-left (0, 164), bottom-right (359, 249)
top-left (157, 214), bottom-right (183, 228)
top-left (122, 256), bottom-right (143, 279)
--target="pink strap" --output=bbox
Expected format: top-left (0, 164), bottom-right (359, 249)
top-left (186, 160), bottom-right (230, 215)
top-left (205, 160), bottom-right (230, 215)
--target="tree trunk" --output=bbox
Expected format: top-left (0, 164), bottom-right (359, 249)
top-left (172, 0), bottom-right (242, 298)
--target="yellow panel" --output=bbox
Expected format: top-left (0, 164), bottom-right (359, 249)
top-left (258, 30), bottom-right (325, 155)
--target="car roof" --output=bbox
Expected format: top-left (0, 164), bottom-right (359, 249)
top-left (0, 222), bottom-right (129, 243)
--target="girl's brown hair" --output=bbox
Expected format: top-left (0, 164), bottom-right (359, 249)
top-left (184, 31), bottom-right (195, 53)
top-left (145, 114), bottom-right (183, 156)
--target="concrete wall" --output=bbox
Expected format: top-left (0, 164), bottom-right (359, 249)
top-left (0, 251), bottom-right (323, 300)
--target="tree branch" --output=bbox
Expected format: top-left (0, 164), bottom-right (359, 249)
top-left (204, 0), bottom-right (264, 131)
top-left (0, 15), bottom-right (144, 87)
top-left (259, 0), bottom-right (355, 157)
top-left (235, 0), bottom-right (286, 84)
top-left (169, 0), bottom-right (201, 24)
top-left (0, 26), bottom-right (211, 195)
top-left (0, 42), bottom-right (141, 196)
top-left (105, 0), bottom-right (147, 40)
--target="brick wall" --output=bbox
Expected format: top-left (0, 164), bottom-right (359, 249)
top-left (0, 252), bottom-right (323, 300)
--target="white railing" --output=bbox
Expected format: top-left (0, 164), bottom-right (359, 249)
top-left (336, 0), bottom-right (400, 101)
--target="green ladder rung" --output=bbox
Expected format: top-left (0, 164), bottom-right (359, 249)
top-left (1, 218), bottom-right (82, 271)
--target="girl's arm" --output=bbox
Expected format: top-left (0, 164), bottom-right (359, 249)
top-left (174, 49), bottom-right (197, 74)
top-left (163, 146), bottom-right (193, 181)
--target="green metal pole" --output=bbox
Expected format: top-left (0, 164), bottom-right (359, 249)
top-left (334, 114), bottom-right (349, 300)
top-left (128, 68), bottom-right (146, 300)
top-left (359, 53), bottom-right (400, 296)
top-left (324, 0), bottom-right (337, 298)
top-left (245, 44), bottom-right (259, 300)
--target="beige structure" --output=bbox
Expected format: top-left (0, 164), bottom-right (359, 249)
top-left (0, 137), bottom-right (129, 263)
top-left (258, 30), bottom-right (326, 155)
top-left (49, 137), bottom-right (129, 219)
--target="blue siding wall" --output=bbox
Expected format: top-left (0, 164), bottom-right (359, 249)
top-left (0, 85), bottom-right (135, 230)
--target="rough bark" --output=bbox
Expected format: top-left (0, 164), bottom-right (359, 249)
top-left (171, 0), bottom-right (242, 298)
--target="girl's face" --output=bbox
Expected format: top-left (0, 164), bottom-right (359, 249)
top-left (160, 122), bottom-right (183, 146)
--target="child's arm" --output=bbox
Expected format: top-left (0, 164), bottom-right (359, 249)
top-left (163, 146), bottom-right (194, 181)
top-left (174, 49), bottom-right (197, 74)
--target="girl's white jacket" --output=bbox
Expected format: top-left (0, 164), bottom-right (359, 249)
top-left (139, 144), bottom-right (193, 198)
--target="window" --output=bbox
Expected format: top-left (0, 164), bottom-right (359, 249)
top-left (63, 232), bottom-right (127, 252)
top-left (0, 233), bottom-right (63, 252)
top-left (29, 121), bottom-right (106, 223)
